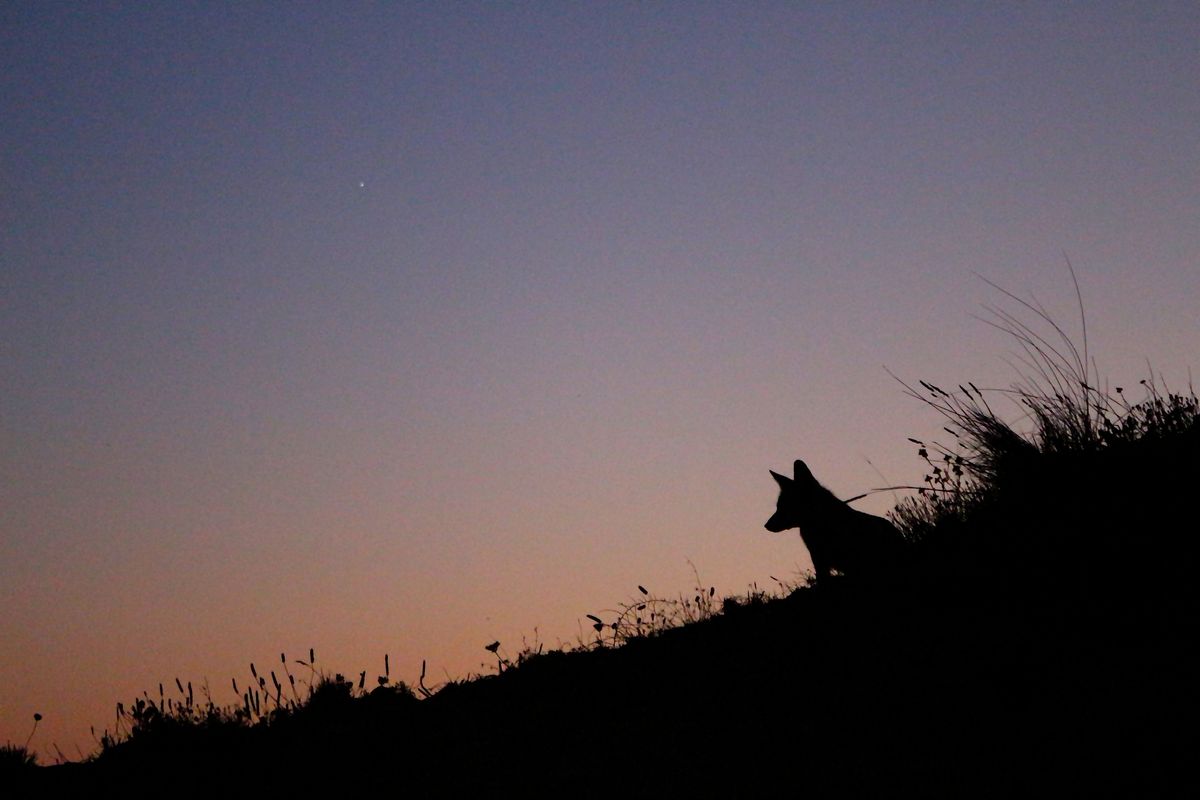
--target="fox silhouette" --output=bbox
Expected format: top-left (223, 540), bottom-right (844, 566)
top-left (766, 459), bottom-right (905, 580)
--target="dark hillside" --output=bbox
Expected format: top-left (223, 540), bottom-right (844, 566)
top-left (10, 380), bottom-right (1199, 796)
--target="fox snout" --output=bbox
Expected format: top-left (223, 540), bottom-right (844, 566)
top-left (764, 511), bottom-right (792, 533)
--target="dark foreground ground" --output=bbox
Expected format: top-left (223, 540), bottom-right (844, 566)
top-left (10, 430), bottom-right (1200, 797)
top-left (14, 570), bottom-right (1197, 796)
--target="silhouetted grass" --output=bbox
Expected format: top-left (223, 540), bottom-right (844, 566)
top-left (887, 271), bottom-right (1199, 621)
top-left (0, 744), bottom-right (37, 772)
top-left (9, 277), bottom-right (1198, 795)
top-left (0, 714), bottom-right (41, 778)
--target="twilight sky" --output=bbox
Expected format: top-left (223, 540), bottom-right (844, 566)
top-left (3, 2), bottom-right (1198, 757)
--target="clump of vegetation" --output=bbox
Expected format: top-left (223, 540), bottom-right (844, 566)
top-left (91, 649), bottom-right (419, 756)
top-left (581, 563), bottom-right (744, 648)
top-left (883, 269), bottom-right (1198, 635)
top-left (0, 744), bottom-right (37, 774)
top-left (892, 373), bottom-right (1198, 535)
top-left (0, 714), bottom-right (41, 774)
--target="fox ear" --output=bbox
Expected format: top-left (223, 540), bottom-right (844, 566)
top-left (769, 469), bottom-right (790, 487)
top-left (793, 460), bottom-right (815, 483)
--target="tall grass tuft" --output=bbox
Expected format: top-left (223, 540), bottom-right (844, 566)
top-left (888, 268), bottom-right (1199, 612)
top-left (0, 714), bottom-right (42, 772)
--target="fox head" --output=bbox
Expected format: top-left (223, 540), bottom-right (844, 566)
top-left (764, 459), bottom-right (818, 532)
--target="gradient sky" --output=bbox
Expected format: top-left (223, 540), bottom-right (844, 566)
top-left (3, 2), bottom-right (1198, 758)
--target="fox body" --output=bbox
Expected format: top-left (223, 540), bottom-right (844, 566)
top-left (766, 460), bottom-right (905, 580)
